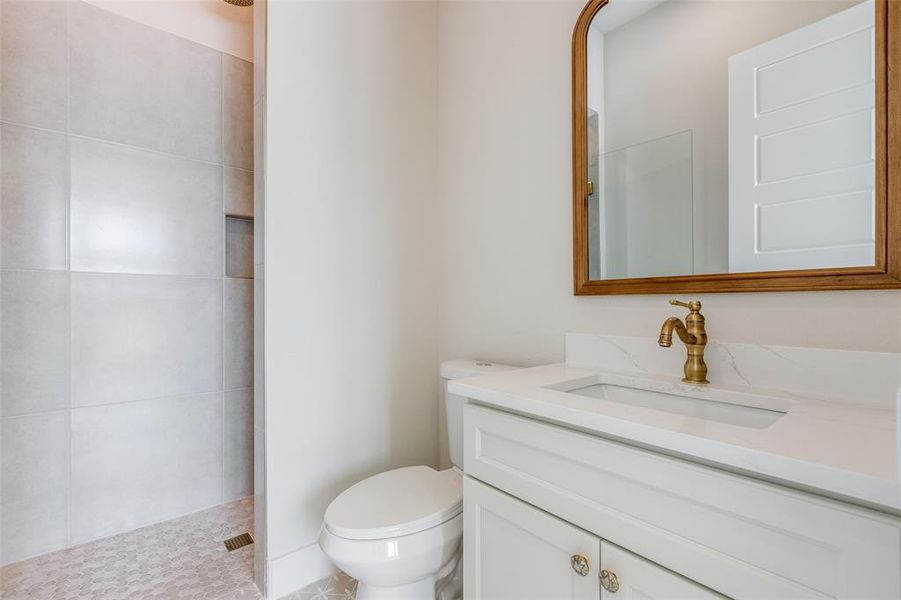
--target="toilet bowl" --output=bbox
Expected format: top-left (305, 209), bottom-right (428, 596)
top-left (318, 360), bottom-right (518, 600)
top-left (320, 467), bottom-right (463, 600)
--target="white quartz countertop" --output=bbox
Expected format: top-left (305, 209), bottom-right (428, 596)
top-left (450, 363), bottom-right (901, 514)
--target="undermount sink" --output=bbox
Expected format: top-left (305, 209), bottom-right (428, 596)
top-left (546, 376), bottom-right (794, 429)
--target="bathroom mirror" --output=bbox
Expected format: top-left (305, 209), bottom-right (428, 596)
top-left (572, 0), bottom-right (901, 294)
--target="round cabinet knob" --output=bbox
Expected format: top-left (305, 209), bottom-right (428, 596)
top-left (570, 554), bottom-right (590, 576)
top-left (599, 569), bottom-right (620, 593)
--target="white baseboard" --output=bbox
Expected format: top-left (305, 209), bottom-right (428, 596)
top-left (267, 542), bottom-right (336, 599)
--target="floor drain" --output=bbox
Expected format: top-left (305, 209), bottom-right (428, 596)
top-left (223, 532), bottom-right (254, 552)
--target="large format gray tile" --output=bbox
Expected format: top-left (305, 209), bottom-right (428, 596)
top-left (253, 101), bottom-right (265, 267)
top-left (70, 137), bottom-right (223, 277)
top-left (1, 271), bottom-right (68, 417)
top-left (70, 392), bottom-right (223, 544)
top-left (69, 1), bottom-right (222, 162)
top-left (223, 55), bottom-right (253, 170)
top-left (0, 0), bottom-right (67, 130)
top-left (226, 217), bottom-right (254, 279)
top-left (224, 277), bottom-right (253, 390)
top-left (0, 124), bottom-right (68, 270)
top-left (253, 264), bottom-right (265, 431)
top-left (253, 425), bottom-right (265, 497)
top-left (253, 0), bottom-right (266, 106)
top-left (1, 412), bottom-right (69, 566)
top-left (224, 388), bottom-right (253, 501)
top-left (225, 167), bottom-right (254, 218)
top-left (70, 273), bottom-right (222, 407)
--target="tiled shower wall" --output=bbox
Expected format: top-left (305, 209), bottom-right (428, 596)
top-left (0, 0), bottom-right (254, 566)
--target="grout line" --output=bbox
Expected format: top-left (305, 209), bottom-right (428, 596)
top-left (0, 267), bottom-right (68, 275)
top-left (65, 0), bottom-right (73, 551)
top-left (223, 385), bottom-right (254, 393)
top-left (0, 119), bottom-right (252, 174)
top-left (0, 267), bottom-right (226, 281)
top-left (268, 541), bottom-right (324, 563)
top-left (0, 408), bottom-right (70, 422)
top-left (1, 389), bottom-right (228, 422)
top-left (221, 52), bottom-right (226, 166)
top-left (221, 50), bottom-right (227, 505)
top-left (74, 389), bottom-right (225, 411)
top-left (0, 120), bottom-right (66, 137)
top-left (221, 273), bottom-right (226, 503)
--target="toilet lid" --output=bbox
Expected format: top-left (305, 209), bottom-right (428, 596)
top-left (324, 466), bottom-right (462, 540)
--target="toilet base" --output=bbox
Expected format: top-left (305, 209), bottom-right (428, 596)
top-left (356, 577), bottom-right (435, 600)
top-left (319, 513), bottom-right (463, 600)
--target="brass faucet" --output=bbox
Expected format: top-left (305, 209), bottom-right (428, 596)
top-left (658, 299), bottom-right (709, 384)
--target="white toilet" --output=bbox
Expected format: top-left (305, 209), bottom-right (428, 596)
top-left (319, 360), bottom-right (517, 600)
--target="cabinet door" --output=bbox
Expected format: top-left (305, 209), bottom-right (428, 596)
top-left (464, 476), bottom-right (600, 600)
top-left (600, 541), bottom-right (727, 600)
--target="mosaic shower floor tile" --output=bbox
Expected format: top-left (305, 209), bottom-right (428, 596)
top-left (0, 497), bottom-right (261, 600)
top-left (0, 497), bottom-right (360, 600)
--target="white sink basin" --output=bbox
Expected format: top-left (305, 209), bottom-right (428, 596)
top-left (546, 376), bottom-right (794, 429)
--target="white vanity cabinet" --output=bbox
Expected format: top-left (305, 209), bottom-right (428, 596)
top-left (463, 402), bottom-right (901, 599)
top-left (465, 476), bottom-right (725, 599)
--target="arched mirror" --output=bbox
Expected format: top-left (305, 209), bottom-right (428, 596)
top-left (572, 0), bottom-right (900, 294)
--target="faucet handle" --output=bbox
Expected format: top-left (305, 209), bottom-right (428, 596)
top-left (670, 299), bottom-right (702, 312)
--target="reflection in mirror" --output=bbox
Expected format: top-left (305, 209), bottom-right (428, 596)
top-left (586, 0), bottom-right (875, 280)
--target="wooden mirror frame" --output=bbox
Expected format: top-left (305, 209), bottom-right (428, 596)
top-left (572, 0), bottom-right (901, 295)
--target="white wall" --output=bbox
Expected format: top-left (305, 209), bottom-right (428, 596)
top-left (81, 0), bottom-right (253, 60)
top-left (263, 0), bottom-right (439, 594)
top-left (258, 2), bottom-right (900, 595)
top-left (436, 0), bottom-right (901, 372)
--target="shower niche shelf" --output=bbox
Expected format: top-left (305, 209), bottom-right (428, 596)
top-left (226, 215), bottom-right (254, 279)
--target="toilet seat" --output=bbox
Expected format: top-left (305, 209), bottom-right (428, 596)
top-left (324, 466), bottom-right (462, 540)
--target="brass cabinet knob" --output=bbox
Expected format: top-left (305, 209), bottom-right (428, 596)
top-left (570, 554), bottom-right (590, 576)
top-left (599, 569), bottom-right (620, 593)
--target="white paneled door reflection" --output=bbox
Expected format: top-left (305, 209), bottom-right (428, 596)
top-left (728, 0), bottom-right (875, 273)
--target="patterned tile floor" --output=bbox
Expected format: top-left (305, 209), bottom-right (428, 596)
top-left (0, 497), bottom-right (359, 600)
top-left (282, 573), bottom-right (357, 600)
top-left (0, 498), bottom-right (261, 600)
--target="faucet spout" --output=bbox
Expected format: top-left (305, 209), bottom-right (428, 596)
top-left (658, 317), bottom-right (696, 348)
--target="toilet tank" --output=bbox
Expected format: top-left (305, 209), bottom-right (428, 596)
top-left (439, 360), bottom-right (518, 471)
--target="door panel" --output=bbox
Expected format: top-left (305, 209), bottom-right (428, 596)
top-left (728, 0), bottom-right (875, 272)
top-left (600, 541), bottom-right (727, 600)
top-left (464, 476), bottom-right (600, 600)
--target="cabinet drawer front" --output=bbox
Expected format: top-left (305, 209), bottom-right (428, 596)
top-left (464, 403), bottom-right (901, 599)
